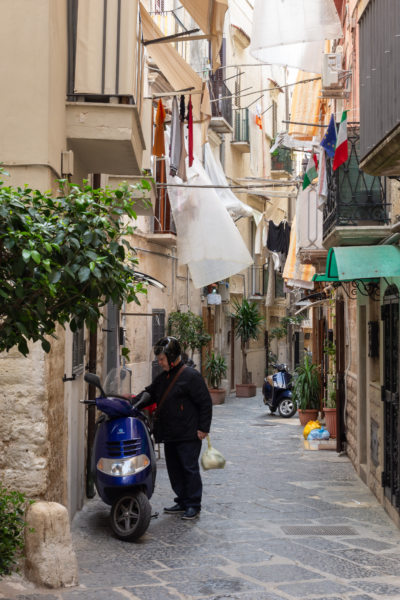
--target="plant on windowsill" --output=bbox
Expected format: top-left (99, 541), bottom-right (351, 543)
top-left (205, 352), bottom-right (227, 405)
top-left (293, 354), bottom-right (321, 426)
top-left (231, 298), bottom-right (264, 397)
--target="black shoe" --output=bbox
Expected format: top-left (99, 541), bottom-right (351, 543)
top-left (181, 507), bottom-right (200, 520)
top-left (163, 503), bottom-right (185, 514)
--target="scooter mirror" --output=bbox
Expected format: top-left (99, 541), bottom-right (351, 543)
top-left (134, 391), bottom-right (152, 410)
top-left (84, 372), bottom-right (106, 397)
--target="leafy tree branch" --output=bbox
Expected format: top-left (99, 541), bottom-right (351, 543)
top-left (0, 176), bottom-right (151, 355)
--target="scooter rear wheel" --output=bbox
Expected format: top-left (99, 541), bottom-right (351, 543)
top-left (278, 398), bottom-right (297, 418)
top-left (110, 491), bottom-right (151, 541)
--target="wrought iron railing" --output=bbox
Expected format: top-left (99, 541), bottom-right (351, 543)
top-left (323, 127), bottom-right (390, 239)
top-left (233, 108), bottom-right (249, 143)
top-left (209, 75), bottom-right (233, 127)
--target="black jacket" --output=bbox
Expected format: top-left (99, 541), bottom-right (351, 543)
top-left (143, 361), bottom-right (212, 442)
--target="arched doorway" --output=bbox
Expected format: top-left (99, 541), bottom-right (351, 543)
top-left (382, 285), bottom-right (399, 509)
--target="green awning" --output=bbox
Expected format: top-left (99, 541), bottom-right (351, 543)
top-left (313, 245), bottom-right (400, 282)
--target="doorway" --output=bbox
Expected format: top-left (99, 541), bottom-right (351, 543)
top-left (382, 286), bottom-right (399, 509)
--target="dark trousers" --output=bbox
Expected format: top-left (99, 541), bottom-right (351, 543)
top-left (164, 439), bottom-right (203, 510)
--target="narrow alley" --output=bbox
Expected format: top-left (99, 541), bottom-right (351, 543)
top-left (3, 390), bottom-right (400, 600)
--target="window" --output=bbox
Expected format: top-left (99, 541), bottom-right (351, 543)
top-left (275, 272), bottom-right (285, 298)
top-left (72, 327), bottom-right (85, 374)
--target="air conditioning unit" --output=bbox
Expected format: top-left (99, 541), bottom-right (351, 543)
top-left (322, 53), bottom-right (342, 88)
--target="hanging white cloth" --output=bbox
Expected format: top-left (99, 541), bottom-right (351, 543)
top-left (250, 0), bottom-right (342, 73)
top-left (164, 132), bottom-right (253, 288)
top-left (204, 143), bottom-right (254, 219)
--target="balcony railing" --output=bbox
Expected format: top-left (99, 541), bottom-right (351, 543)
top-left (233, 108), bottom-right (249, 143)
top-left (323, 127), bottom-right (390, 239)
top-left (67, 0), bottom-right (144, 109)
top-left (209, 75), bottom-right (233, 129)
top-left (359, 0), bottom-right (400, 161)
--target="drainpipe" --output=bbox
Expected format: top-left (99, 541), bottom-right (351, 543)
top-left (86, 328), bottom-right (97, 498)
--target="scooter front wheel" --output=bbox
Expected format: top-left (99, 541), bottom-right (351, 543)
top-left (110, 491), bottom-right (151, 541)
top-left (278, 398), bottom-right (297, 418)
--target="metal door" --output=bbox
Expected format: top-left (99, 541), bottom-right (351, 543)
top-left (382, 286), bottom-right (400, 508)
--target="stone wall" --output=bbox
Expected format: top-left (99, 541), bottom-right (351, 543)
top-left (0, 344), bottom-right (48, 497)
top-left (345, 370), bottom-right (358, 467)
top-left (0, 326), bottom-right (68, 506)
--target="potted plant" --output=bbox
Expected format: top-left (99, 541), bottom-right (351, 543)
top-left (323, 341), bottom-right (337, 438)
top-left (293, 354), bottom-right (321, 426)
top-left (205, 352), bottom-right (227, 405)
top-left (168, 310), bottom-right (211, 365)
top-left (231, 298), bottom-right (264, 397)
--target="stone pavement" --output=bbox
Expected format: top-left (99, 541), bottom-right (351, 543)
top-left (3, 389), bottom-right (400, 600)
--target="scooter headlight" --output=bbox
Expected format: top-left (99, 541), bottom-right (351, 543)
top-left (97, 454), bottom-right (150, 477)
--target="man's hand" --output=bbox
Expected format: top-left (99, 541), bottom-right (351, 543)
top-left (197, 430), bottom-right (208, 440)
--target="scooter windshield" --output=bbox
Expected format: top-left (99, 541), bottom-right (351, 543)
top-left (103, 367), bottom-right (132, 397)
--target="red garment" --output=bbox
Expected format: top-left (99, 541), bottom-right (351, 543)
top-left (188, 95), bottom-right (193, 167)
top-left (152, 98), bottom-right (166, 157)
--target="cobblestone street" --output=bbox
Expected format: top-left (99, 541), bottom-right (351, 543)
top-left (3, 389), bottom-right (400, 600)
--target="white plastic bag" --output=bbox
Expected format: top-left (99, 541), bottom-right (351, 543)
top-left (201, 435), bottom-right (226, 471)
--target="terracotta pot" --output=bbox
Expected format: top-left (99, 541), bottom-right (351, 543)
top-left (323, 407), bottom-right (337, 438)
top-left (208, 388), bottom-right (226, 405)
top-left (236, 383), bottom-right (257, 398)
top-left (298, 408), bottom-right (319, 427)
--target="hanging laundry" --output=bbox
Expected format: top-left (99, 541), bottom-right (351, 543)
top-left (267, 220), bottom-right (291, 255)
top-left (200, 81), bottom-right (212, 146)
top-left (169, 97), bottom-right (181, 177)
top-left (188, 95), bottom-right (194, 167)
top-left (152, 98), bottom-right (166, 157)
top-left (180, 95), bottom-right (186, 121)
top-left (177, 120), bottom-right (187, 182)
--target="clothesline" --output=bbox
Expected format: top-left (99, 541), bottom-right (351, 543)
top-left (156, 182), bottom-right (299, 189)
top-left (209, 76), bottom-right (322, 104)
top-left (145, 87), bottom-right (202, 99)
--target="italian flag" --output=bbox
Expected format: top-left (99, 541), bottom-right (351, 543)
top-left (302, 153), bottom-right (319, 190)
top-left (332, 110), bottom-right (348, 171)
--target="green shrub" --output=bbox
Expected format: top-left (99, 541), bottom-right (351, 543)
top-left (0, 484), bottom-right (32, 577)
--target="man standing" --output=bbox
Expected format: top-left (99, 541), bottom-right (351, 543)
top-left (141, 336), bottom-right (212, 520)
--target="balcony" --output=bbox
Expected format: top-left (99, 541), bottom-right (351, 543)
top-left (359, 0), bottom-right (400, 175)
top-left (271, 147), bottom-right (293, 175)
top-left (209, 76), bottom-right (233, 134)
top-left (66, 103), bottom-right (145, 176)
top-left (66, 0), bottom-right (145, 176)
top-left (322, 127), bottom-right (391, 249)
top-left (231, 108), bottom-right (250, 153)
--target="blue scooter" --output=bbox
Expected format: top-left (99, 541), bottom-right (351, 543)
top-left (83, 371), bottom-right (156, 541)
top-left (262, 363), bottom-right (297, 418)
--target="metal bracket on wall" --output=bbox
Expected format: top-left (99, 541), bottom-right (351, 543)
top-left (62, 373), bottom-right (76, 383)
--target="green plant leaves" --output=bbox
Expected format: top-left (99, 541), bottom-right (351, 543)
top-left (0, 178), bottom-right (147, 355)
